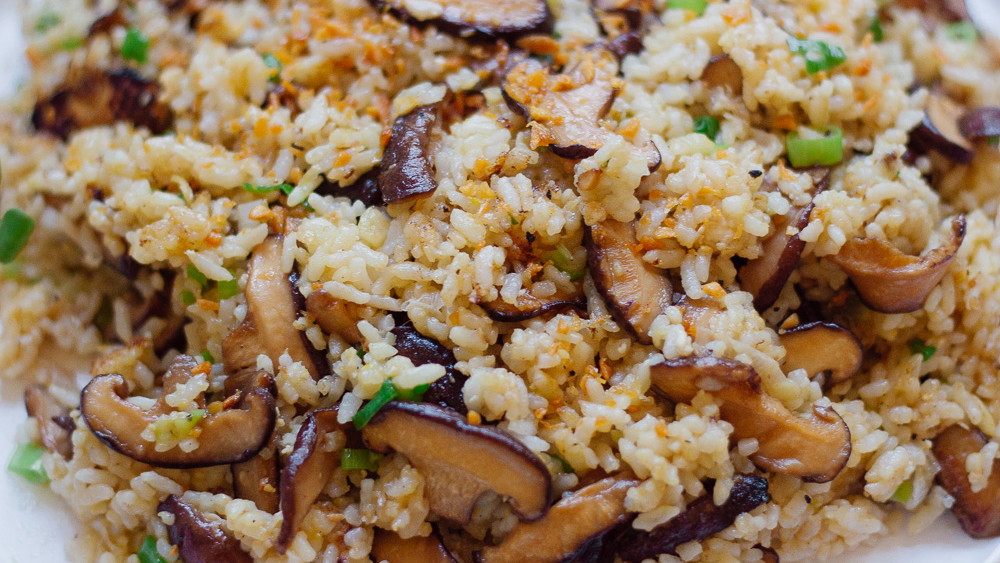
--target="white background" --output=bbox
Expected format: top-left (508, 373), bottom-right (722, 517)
top-left (2, 0), bottom-right (1000, 561)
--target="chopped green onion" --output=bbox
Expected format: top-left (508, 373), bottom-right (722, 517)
top-left (669, 0), bottom-right (708, 16)
top-left (786, 125), bottom-right (843, 167)
top-left (891, 480), bottom-right (913, 503)
top-left (945, 21), bottom-right (977, 43)
top-left (353, 380), bottom-right (399, 429)
top-left (0, 208), bottom-right (36, 264)
top-left (217, 278), bottom-right (239, 299)
top-left (547, 452), bottom-right (574, 473)
top-left (340, 448), bottom-right (384, 471)
top-left (7, 443), bottom-right (48, 485)
top-left (693, 115), bottom-right (720, 141)
top-left (242, 182), bottom-right (295, 196)
top-left (908, 338), bottom-right (937, 361)
top-left (200, 350), bottom-right (215, 364)
top-left (787, 37), bottom-right (847, 74)
top-left (186, 264), bottom-right (208, 287)
top-left (153, 409), bottom-right (206, 442)
top-left (180, 289), bottom-right (197, 305)
top-left (396, 383), bottom-right (431, 402)
top-left (509, 213), bottom-right (519, 226)
top-left (262, 53), bottom-right (282, 83)
top-left (137, 535), bottom-right (167, 563)
top-left (36, 13), bottom-right (61, 32)
top-left (356, 347), bottom-right (367, 360)
top-left (869, 18), bottom-right (884, 43)
top-left (550, 245), bottom-right (584, 281)
top-left (59, 37), bottom-right (84, 51)
top-left (121, 27), bottom-right (150, 64)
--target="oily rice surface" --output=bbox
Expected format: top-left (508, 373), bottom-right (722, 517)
top-left (1, 0), bottom-right (999, 562)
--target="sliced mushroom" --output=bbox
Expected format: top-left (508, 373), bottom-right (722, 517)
top-left (649, 356), bottom-right (851, 483)
top-left (617, 474), bottom-right (770, 563)
top-left (958, 107), bottom-right (1000, 141)
top-left (932, 424), bottom-right (1000, 538)
top-left (391, 320), bottom-right (467, 413)
top-left (24, 385), bottom-right (74, 459)
top-left (779, 322), bottom-right (863, 385)
top-left (894, 0), bottom-right (969, 22)
top-left (591, 0), bottom-right (657, 55)
top-left (373, 0), bottom-right (552, 39)
top-left (80, 373), bottom-right (275, 468)
top-left (222, 236), bottom-right (325, 384)
top-left (378, 104), bottom-right (440, 204)
top-left (231, 439), bottom-right (280, 514)
top-left (911, 93), bottom-right (974, 163)
top-left (829, 215), bottom-right (966, 314)
top-left (474, 475), bottom-right (638, 563)
top-left (361, 402), bottom-right (552, 524)
top-left (502, 49), bottom-right (660, 168)
top-left (372, 528), bottom-right (458, 563)
top-left (479, 291), bottom-right (586, 322)
top-left (585, 220), bottom-right (673, 345)
top-left (757, 545), bottom-right (780, 563)
top-left (277, 408), bottom-right (345, 552)
top-left (305, 289), bottom-right (363, 346)
top-left (158, 495), bottom-right (252, 563)
top-left (88, 6), bottom-right (127, 37)
top-left (32, 69), bottom-right (173, 140)
top-left (315, 168), bottom-right (384, 207)
top-left (700, 54), bottom-right (743, 96)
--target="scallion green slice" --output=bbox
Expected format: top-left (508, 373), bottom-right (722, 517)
top-left (241, 182), bottom-right (294, 195)
top-left (121, 27), bottom-right (150, 64)
top-left (7, 443), bottom-right (48, 485)
top-left (262, 53), bottom-right (282, 83)
top-left (693, 115), bottom-right (720, 141)
top-left (396, 383), bottom-right (431, 402)
top-left (550, 245), bottom-right (584, 281)
top-left (137, 535), bottom-right (167, 563)
top-left (787, 37), bottom-right (847, 74)
top-left (217, 278), bottom-right (239, 299)
top-left (0, 209), bottom-right (36, 264)
top-left (340, 448), bottom-right (384, 471)
top-left (786, 126), bottom-right (843, 167)
top-left (180, 289), bottom-right (197, 305)
top-left (669, 0), bottom-right (708, 16)
top-left (945, 21), bottom-right (977, 43)
top-left (891, 480), bottom-right (913, 503)
top-left (353, 380), bottom-right (399, 429)
top-left (869, 18), bottom-right (884, 42)
top-left (908, 338), bottom-right (937, 361)
top-left (187, 264), bottom-right (208, 287)
top-left (200, 350), bottom-right (215, 364)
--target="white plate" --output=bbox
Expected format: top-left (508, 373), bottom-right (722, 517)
top-left (1, 1), bottom-right (1000, 561)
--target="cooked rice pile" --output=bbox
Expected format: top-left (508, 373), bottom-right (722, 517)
top-left (1, 0), bottom-right (1000, 561)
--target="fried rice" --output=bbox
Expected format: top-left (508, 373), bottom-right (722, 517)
top-left (2, 0), bottom-right (1000, 561)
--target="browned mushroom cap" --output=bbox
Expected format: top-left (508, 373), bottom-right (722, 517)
top-left (305, 289), bottom-right (363, 346)
top-left (158, 495), bottom-right (252, 563)
top-left (779, 322), bottom-right (863, 385)
top-left (502, 49), bottom-right (660, 169)
top-left (701, 54), bottom-right (743, 96)
top-left (316, 168), bottom-right (384, 207)
top-left (24, 385), bottom-right (74, 459)
top-left (649, 356), bottom-right (851, 483)
top-left (894, 0), bottom-right (969, 22)
top-left (479, 291), bottom-right (586, 322)
top-left (231, 439), bottom-right (280, 514)
top-left (958, 107), bottom-right (1000, 141)
top-left (361, 402), bottom-right (552, 524)
top-left (617, 474), bottom-right (770, 562)
top-left (474, 475), bottom-right (638, 563)
top-left (391, 319), bottom-right (467, 413)
top-left (372, 528), bottom-right (458, 563)
top-left (373, 0), bottom-right (551, 39)
top-left (756, 545), bottom-right (780, 563)
top-left (585, 220), bottom-right (673, 345)
top-left (591, 0), bottom-right (657, 55)
top-left (931, 424), bottom-right (1000, 538)
top-left (80, 373), bottom-right (275, 468)
top-left (32, 69), bottom-right (173, 140)
top-left (378, 104), bottom-right (440, 204)
top-left (223, 236), bottom-right (325, 385)
top-left (276, 408), bottom-right (345, 552)
top-left (829, 215), bottom-right (966, 314)
top-left (911, 93), bottom-right (975, 163)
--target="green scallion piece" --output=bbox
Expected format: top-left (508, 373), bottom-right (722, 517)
top-left (340, 448), bottom-right (384, 471)
top-left (945, 21), bottom-right (977, 43)
top-left (59, 37), bottom-right (84, 51)
top-left (693, 115), bottom-right (720, 141)
top-left (186, 264), bottom-right (208, 287)
top-left (200, 350), bottom-right (215, 364)
top-left (547, 452), bottom-right (574, 474)
top-left (509, 213), bottom-right (519, 226)
top-left (180, 289), bottom-right (197, 305)
top-left (262, 53), bottom-right (282, 83)
top-left (7, 443), bottom-right (48, 485)
top-left (869, 18), bottom-right (884, 42)
top-left (891, 480), bottom-right (913, 503)
top-left (396, 383), bottom-right (431, 402)
top-left (36, 13), bottom-right (61, 32)
top-left (550, 245), bottom-right (584, 281)
top-left (908, 338), bottom-right (937, 361)
top-left (137, 535), bottom-right (167, 563)
top-left (786, 126), bottom-right (843, 167)
top-left (121, 27), bottom-right (150, 64)
top-left (787, 37), bottom-right (847, 74)
top-left (217, 278), bottom-right (239, 299)
top-left (669, 0), bottom-right (708, 16)
top-left (353, 380), bottom-right (399, 429)
top-left (356, 347), bottom-right (367, 360)
top-left (0, 209), bottom-right (36, 264)
top-left (241, 182), bottom-right (295, 196)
